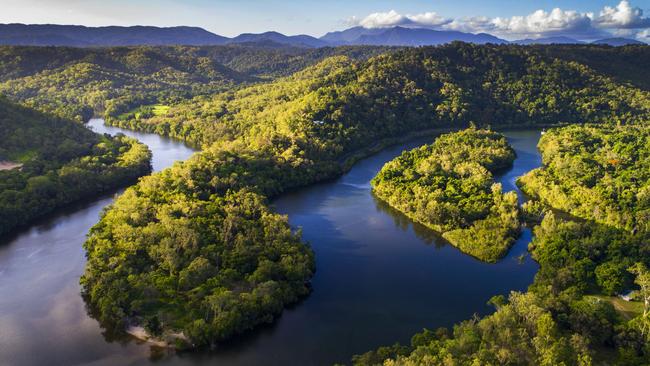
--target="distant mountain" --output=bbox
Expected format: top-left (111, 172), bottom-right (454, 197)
top-left (513, 36), bottom-right (584, 45)
top-left (320, 26), bottom-right (387, 45)
top-left (3, 23), bottom-right (645, 49)
top-left (0, 24), bottom-right (229, 46)
top-left (591, 37), bottom-right (646, 46)
top-left (228, 31), bottom-right (327, 48)
top-left (324, 26), bottom-right (507, 46)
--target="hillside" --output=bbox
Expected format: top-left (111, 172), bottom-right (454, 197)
top-left (592, 37), bottom-right (647, 46)
top-left (81, 43), bottom-right (650, 349)
top-left (109, 43), bottom-right (650, 148)
top-left (228, 31), bottom-right (327, 48)
top-left (0, 24), bottom-right (229, 46)
top-left (0, 96), bottom-right (151, 236)
top-left (0, 45), bottom-right (390, 122)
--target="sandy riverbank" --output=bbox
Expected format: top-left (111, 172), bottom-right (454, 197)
top-left (126, 326), bottom-right (189, 348)
top-left (0, 161), bottom-right (22, 171)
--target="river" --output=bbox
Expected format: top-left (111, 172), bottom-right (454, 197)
top-left (0, 122), bottom-right (541, 366)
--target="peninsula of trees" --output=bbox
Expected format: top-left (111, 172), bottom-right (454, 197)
top-left (371, 128), bottom-right (519, 262)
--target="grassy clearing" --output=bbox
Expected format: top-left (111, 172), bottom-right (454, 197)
top-left (118, 104), bottom-right (171, 120)
top-left (588, 295), bottom-right (644, 320)
top-left (152, 104), bottom-right (170, 116)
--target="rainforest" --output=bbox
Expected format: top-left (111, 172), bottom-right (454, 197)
top-left (1, 39), bottom-right (649, 366)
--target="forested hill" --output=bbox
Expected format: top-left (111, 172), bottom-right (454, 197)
top-left (0, 45), bottom-right (392, 122)
top-left (0, 24), bottom-right (229, 46)
top-left (0, 96), bottom-right (152, 236)
top-left (109, 43), bottom-right (650, 149)
top-left (532, 45), bottom-right (650, 91)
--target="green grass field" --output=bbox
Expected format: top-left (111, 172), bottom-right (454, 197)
top-left (119, 104), bottom-right (170, 120)
top-left (152, 104), bottom-right (170, 116)
top-left (588, 295), bottom-right (644, 320)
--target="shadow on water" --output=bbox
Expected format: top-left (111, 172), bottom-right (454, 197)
top-left (372, 192), bottom-right (449, 249)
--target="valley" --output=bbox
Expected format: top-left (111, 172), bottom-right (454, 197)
top-left (0, 33), bottom-right (649, 365)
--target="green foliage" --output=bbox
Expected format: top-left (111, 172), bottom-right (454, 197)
top-left (0, 96), bottom-right (151, 236)
top-left (518, 125), bottom-right (650, 233)
top-left (355, 292), bottom-right (593, 366)
top-left (371, 128), bottom-right (519, 262)
top-left (356, 130), bottom-right (650, 365)
top-left (0, 45), bottom-right (391, 122)
top-left (82, 186), bottom-right (314, 346)
top-left (76, 44), bottom-right (650, 352)
top-left (109, 43), bottom-right (650, 150)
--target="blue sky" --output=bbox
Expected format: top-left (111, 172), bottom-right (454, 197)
top-left (1, 0), bottom-right (649, 40)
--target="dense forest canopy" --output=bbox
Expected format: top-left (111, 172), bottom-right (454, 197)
top-left (81, 43), bottom-right (650, 353)
top-left (2, 41), bottom-right (648, 361)
top-left (519, 125), bottom-right (650, 233)
top-left (0, 96), bottom-right (152, 236)
top-left (107, 43), bottom-right (650, 150)
top-left (0, 45), bottom-right (392, 122)
top-left (371, 128), bottom-right (519, 262)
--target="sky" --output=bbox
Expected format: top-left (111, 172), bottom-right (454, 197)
top-left (1, 0), bottom-right (649, 41)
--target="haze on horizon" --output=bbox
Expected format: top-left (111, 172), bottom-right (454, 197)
top-left (1, 0), bottom-right (650, 42)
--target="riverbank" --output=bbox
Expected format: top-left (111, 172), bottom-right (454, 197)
top-left (0, 160), bottom-right (22, 171)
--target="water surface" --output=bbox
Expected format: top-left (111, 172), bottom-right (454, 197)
top-left (0, 125), bottom-right (542, 366)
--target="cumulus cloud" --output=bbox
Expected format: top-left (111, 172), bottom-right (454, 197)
top-left (350, 10), bottom-right (451, 29)
top-left (637, 29), bottom-right (650, 42)
top-left (348, 1), bottom-right (650, 41)
top-left (489, 8), bottom-right (594, 37)
top-left (594, 0), bottom-right (650, 29)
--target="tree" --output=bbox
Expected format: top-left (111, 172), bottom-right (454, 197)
top-left (628, 263), bottom-right (650, 340)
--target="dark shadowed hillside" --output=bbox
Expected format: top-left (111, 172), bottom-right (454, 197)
top-left (0, 24), bottom-right (229, 46)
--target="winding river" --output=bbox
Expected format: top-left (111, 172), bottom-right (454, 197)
top-left (0, 121), bottom-right (541, 366)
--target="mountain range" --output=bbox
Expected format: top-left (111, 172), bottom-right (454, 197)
top-left (0, 23), bottom-right (646, 48)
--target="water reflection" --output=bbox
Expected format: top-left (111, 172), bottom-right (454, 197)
top-left (372, 192), bottom-right (448, 248)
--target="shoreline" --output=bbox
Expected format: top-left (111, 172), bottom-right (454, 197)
top-left (0, 161), bottom-right (23, 171)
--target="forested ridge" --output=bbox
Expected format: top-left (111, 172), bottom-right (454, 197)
top-left (0, 96), bottom-right (152, 236)
top-left (80, 42), bottom-right (650, 355)
top-left (371, 128), bottom-right (519, 262)
top-left (0, 45), bottom-right (391, 122)
top-left (106, 43), bottom-right (650, 149)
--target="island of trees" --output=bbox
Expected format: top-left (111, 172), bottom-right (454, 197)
top-left (0, 96), bottom-right (151, 236)
top-left (371, 128), bottom-right (519, 262)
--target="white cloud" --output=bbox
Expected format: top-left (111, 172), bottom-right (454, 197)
top-left (594, 0), bottom-right (650, 28)
top-left (489, 8), bottom-right (594, 37)
top-left (444, 17), bottom-right (496, 33)
top-left (351, 10), bottom-right (451, 29)
top-left (408, 12), bottom-right (452, 27)
top-left (637, 29), bottom-right (650, 42)
top-left (348, 1), bottom-right (650, 41)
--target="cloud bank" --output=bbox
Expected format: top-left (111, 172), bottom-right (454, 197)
top-left (349, 10), bottom-right (451, 29)
top-left (348, 1), bottom-right (650, 41)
